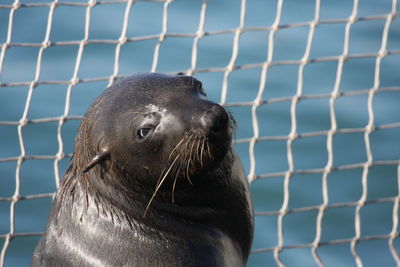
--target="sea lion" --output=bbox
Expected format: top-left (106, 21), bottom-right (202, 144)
top-left (32, 73), bottom-right (253, 267)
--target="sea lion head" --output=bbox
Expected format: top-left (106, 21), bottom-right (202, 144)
top-left (72, 73), bottom-right (235, 213)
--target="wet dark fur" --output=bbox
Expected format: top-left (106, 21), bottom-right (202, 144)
top-left (32, 73), bottom-right (253, 267)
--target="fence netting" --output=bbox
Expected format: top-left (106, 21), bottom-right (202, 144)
top-left (0, 0), bottom-right (400, 266)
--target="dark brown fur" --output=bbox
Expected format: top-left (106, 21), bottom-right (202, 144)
top-left (32, 73), bottom-right (253, 267)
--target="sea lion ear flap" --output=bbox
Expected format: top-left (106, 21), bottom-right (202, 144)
top-left (82, 148), bottom-right (110, 174)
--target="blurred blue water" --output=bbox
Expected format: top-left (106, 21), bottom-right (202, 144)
top-left (1, 0), bottom-right (400, 266)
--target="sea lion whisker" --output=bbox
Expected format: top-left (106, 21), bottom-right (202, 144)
top-left (198, 138), bottom-right (204, 166)
top-left (195, 138), bottom-right (201, 164)
top-left (144, 155), bottom-right (180, 217)
top-left (160, 135), bottom-right (190, 188)
top-left (157, 139), bottom-right (185, 187)
top-left (156, 171), bottom-right (165, 188)
top-left (181, 134), bottom-right (190, 154)
top-left (184, 155), bottom-right (190, 182)
top-left (171, 169), bottom-right (180, 204)
top-left (199, 137), bottom-right (204, 162)
top-left (185, 137), bottom-right (196, 183)
top-left (157, 151), bottom-right (181, 188)
top-left (168, 136), bottom-right (186, 161)
top-left (186, 172), bottom-right (194, 185)
top-left (182, 147), bottom-right (193, 185)
top-left (190, 136), bottom-right (198, 160)
top-left (156, 164), bottom-right (171, 187)
top-left (200, 138), bottom-right (205, 167)
top-left (169, 156), bottom-right (183, 204)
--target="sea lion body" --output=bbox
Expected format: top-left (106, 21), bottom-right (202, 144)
top-left (32, 73), bottom-right (253, 267)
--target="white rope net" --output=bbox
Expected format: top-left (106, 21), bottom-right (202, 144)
top-left (1, 0), bottom-right (400, 266)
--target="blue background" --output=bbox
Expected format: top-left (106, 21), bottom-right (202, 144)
top-left (0, 0), bottom-right (400, 266)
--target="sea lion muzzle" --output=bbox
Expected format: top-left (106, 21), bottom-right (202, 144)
top-left (200, 104), bottom-right (229, 136)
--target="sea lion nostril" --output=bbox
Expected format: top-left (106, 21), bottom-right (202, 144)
top-left (201, 105), bottom-right (228, 134)
top-left (210, 121), bottom-right (221, 133)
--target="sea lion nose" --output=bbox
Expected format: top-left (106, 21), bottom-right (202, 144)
top-left (200, 104), bottom-right (229, 135)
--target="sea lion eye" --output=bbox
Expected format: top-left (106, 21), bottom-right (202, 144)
top-left (137, 128), bottom-right (151, 139)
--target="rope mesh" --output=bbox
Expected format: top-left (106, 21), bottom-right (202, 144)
top-left (1, 0), bottom-right (399, 266)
